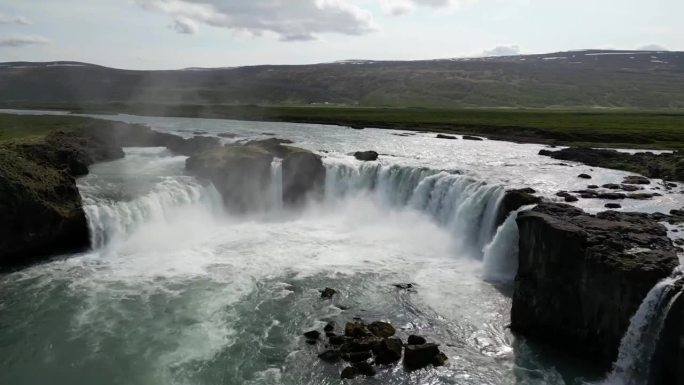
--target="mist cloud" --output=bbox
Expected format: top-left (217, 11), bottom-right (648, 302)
top-left (135, 0), bottom-right (378, 41)
top-left (0, 35), bottom-right (50, 47)
top-left (0, 13), bottom-right (31, 25)
top-left (481, 45), bottom-right (520, 57)
top-left (638, 44), bottom-right (668, 51)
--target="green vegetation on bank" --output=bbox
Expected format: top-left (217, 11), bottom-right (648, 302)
top-left (0, 113), bottom-right (93, 142)
top-left (3, 102), bottom-right (684, 149)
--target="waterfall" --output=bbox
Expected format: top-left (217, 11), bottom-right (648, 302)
top-left (80, 177), bottom-right (223, 249)
top-left (600, 273), bottom-right (683, 385)
top-left (482, 206), bottom-right (531, 283)
top-left (270, 158), bottom-right (283, 211)
top-left (323, 162), bottom-right (504, 258)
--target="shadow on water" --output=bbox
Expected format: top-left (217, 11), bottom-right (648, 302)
top-left (512, 336), bottom-right (606, 385)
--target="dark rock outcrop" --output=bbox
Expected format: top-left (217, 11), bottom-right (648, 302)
top-left (495, 188), bottom-right (541, 226)
top-left (282, 151), bottom-right (325, 206)
top-left (462, 135), bottom-right (484, 141)
top-left (512, 202), bottom-right (679, 366)
top-left (540, 147), bottom-right (684, 182)
top-left (353, 150), bottom-right (379, 161)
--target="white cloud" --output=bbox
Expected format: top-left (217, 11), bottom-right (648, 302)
top-left (0, 13), bottom-right (31, 25)
top-left (481, 45), bottom-right (520, 57)
top-left (637, 44), bottom-right (668, 52)
top-left (135, 0), bottom-right (379, 41)
top-left (170, 17), bottom-right (198, 34)
top-left (0, 35), bottom-right (50, 47)
top-left (380, 0), bottom-right (476, 15)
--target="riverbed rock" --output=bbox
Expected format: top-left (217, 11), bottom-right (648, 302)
top-left (564, 195), bottom-right (579, 202)
top-left (353, 150), bottom-right (379, 161)
top-left (321, 287), bottom-right (337, 299)
top-left (318, 350), bottom-right (341, 363)
top-left (602, 183), bottom-right (620, 189)
top-left (597, 192), bottom-right (626, 200)
top-left (304, 330), bottom-right (320, 340)
top-left (604, 203), bottom-right (622, 209)
top-left (407, 335), bottom-right (427, 345)
top-left (577, 173), bottom-right (592, 179)
top-left (403, 343), bottom-right (442, 370)
top-left (462, 135), bottom-right (484, 141)
top-left (513, 202), bottom-right (679, 367)
top-left (368, 321), bottom-right (395, 338)
top-left (372, 337), bottom-right (403, 364)
top-left (623, 175), bottom-right (651, 185)
top-left (436, 134), bottom-right (458, 140)
top-left (345, 321), bottom-right (371, 338)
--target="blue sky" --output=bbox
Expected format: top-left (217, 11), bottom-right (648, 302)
top-left (0, 0), bottom-right (681, 69)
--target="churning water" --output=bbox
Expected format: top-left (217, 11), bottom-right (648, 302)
top-left (0, 111), bottom-right (682, 385)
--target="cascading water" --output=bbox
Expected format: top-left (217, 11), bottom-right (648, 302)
top-left (323, 161), bottom-right (505, 258)
top-left (270, 158), bottom-right (283, 211)
top-left (482, 206), bottom-right (532, 283)
top-left (599, 272), bottom-right (683, 385)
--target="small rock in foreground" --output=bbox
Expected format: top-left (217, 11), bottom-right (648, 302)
top-left (320, 288), bottom-right (337, 299)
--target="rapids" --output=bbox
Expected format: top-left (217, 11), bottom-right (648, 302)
top-left (0, 110), bottom-right (682, 385)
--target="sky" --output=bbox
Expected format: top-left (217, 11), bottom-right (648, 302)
top-left (0, 0), bottom-right (681, 70)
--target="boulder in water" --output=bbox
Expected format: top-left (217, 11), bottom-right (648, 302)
top-left (318, 350), bottom-right (341, 363)
top-left (623, 175), bottom-right (651, 185)
top-left (304, 330), bottom-right (320, 340)
top-left (436, 134), bottom-right (458, 140)
top-left (353, 151), bottom-right (379, 161)
top-left (577, 173), bottom-right (592, 179)
top-left (403, 343), bottom-right (442, 370)
top-left (462, 135), bottom-right (484, 141)
top-left (407, 335), bottom-right (427, 345)
top-left (368, 321), bottom-right (395, 338)
top-left (605, 203), bottom-right (622, 209)
top-left (372, 337), bottom-right (403, 364)
top-left (320, 287), bottom-right (337, 299)
top-left (495, 188), bottom-right (542, 227)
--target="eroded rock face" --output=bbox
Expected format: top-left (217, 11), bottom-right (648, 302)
top-left (282, 151), bottom-right (325, 206)
top-left (512, 202), bottom-right (679, 366)
top-left (495, 188), bottom-right (541, 227)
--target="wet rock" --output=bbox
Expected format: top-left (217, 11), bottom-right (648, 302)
top-left (404, 343), bottom-right (441, 370)
top-left (353, 362), bottom-right (376, 376)
top-left (556, 191), bottom-right (571, 198)
top-left (407, 335), bottom-right (427, 345)
top-left (597, 192), bottom-right (626, 200)
top-left (602, 183), bottom-right (621, 190)
top-left (513, 202), bottom-right (679, 367)
top-left (340, 366), bottom-right (357, 379)
top-left (393, 283), bottom-right (415, 290)
top-left (282, 151), bottom-right (326, 206)
top-left (495, 188), bottom-right (542, 227)
top-left (433, 352), bottom-right (448, 367)
top-left (318, 350), bottom-right (341, 363)
top-left (329, 335), bottom-right (348, 345)
top-left (605, 203), bottom-right (622, 209)
top-left (628, 193), bottom-right (656, 200)
top-left (321, 288), bottom-right (337, 299)
top-left (578, 173), bottom-right (592, 179)
top-left (345, 321), bottom-right (370, 338)
top-left (368, 321), bottom-right (396, 338)
top-left (342, 351), bottom-right (372, 363)
top-left (372, 337), bottom-right (403, 364)
top-left (341, 337), bottom-right (380, 353)
top-left (623, 175), bottom-right (651, 185)
top-left (564, 195), bottom-right (579, 202)
top-left (620, 184), bottom-right (641, 192)
top-left (304, 330), bottom-right (320, 340)
top-left (353, 151), bottom-right (379, 161)
top-left (324, 322), bottom-right (335, 332)
top-left (436, 134), bottom-right (458, 140)
top-left (350, 124), bottom-right (364, 130)
top-left (587, 185), bottom-right (599, 189)
top-left (462, 135), bottom-right (484, 141)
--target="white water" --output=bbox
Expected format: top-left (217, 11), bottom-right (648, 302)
top-left (270, 158), bottom-right (283, 211)
top-left (1, 110), bottom-right (683, 385)
top-left (600, 273), bottom-right (683, 385)
top-left (324, 161), bottom-right (504, 258)
top-left (482, 207), bottom-right (532, 283)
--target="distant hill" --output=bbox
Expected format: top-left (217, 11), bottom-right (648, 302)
top-left (1, 50), bottom-right (683, 109)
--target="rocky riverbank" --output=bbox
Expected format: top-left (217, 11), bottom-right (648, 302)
top-left (512, 202), bottom-right (681, 366)
top-left (540, 147), bottom-right (684, 182)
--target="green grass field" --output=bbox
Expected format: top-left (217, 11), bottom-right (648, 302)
top-left (2, 104), bottom-right (684, 149)
top-left (0, 113), bottom-right (93, 142)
